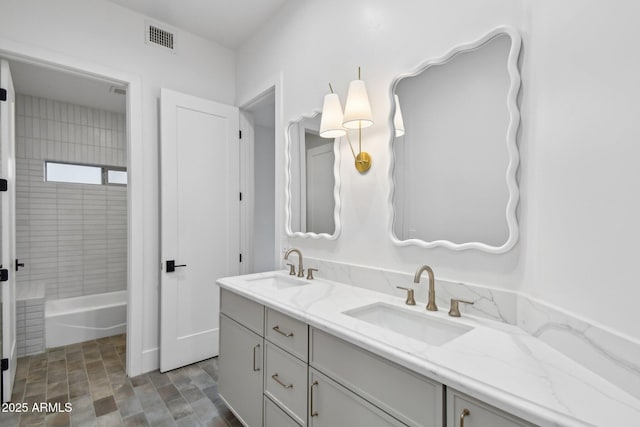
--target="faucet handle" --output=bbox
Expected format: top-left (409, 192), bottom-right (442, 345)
top-left (306, 268), bottom-right (318, 280)
top-left (286, 263), bottom-right (296, 276)
top-left (448, 299), bottom-right (474, 317)
top-left (396, 286), bottom-right (416, 306)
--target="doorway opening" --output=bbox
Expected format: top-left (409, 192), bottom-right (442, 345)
top-left (12, 58), bottom-right (128, 350)
top-left (240, 88), bottom-right (276, 274)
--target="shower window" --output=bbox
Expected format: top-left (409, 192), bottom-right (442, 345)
top-left (45, 161), bottom-right (127, 186)
top-left (106, 169), bottom-right (127, 185)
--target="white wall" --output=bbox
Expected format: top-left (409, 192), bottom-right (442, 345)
top-left (0, 0), bottom-right (235, 370)
top-left (236, 0), bottom-right (640, 340)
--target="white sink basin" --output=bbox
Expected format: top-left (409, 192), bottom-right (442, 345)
top-left (245, 273), bottom-right (310, 291)
top-left (343, 302), bottom-right (472, 346)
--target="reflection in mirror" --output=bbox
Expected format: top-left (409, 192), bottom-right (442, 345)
top-left (286, 112), bottom-right (341, 239)
top-left (390, 27), bottom-right (521, 253)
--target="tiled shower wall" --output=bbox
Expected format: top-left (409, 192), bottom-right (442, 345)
top-left (14, 94), bottom-right (127, 300)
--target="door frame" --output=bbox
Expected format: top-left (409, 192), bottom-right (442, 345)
top-left (238, 74), bottom-right (283, 273)
top-left (0, 39), bottom-right (145, 376)
top-left (1, 58), bottom-right (17, 402)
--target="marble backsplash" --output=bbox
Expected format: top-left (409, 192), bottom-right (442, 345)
top-left (304, 257), bottom-right (640, 400)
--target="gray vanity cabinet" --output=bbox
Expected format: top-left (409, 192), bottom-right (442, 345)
top-left (447, 389), bottom-right (536, 427)
top-left (218, 287), bottom-right (537, 427)
top-left (219, 290), bottom-right (265, 427)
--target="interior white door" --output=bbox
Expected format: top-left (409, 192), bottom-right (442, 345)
top-left (306, 142), bottom-right (335, 234)
top-left (160, 89), bottom-right (239, 372)
top-left (0, 59), bottom-right (17, 402)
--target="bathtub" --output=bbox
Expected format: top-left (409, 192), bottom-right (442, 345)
top-left (45, 291), bottom-right (127, 348)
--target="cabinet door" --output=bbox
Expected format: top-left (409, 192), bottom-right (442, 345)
top-left (308, 369), bottom-right (405, 427)
top-left (218, 314), bottom-right (263, 427)
top-left (447, 388), bottom-right (536, 427)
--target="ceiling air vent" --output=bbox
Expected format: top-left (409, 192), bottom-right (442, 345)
top-left (145, 21), bottom-right (177, 52)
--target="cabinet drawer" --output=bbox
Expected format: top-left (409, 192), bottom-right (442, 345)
top-left (308, 368), bottom-right (405, 427)
top-left (220, 288), bottom-right (264, 335)
top-left (447, 389), bottom-right (536, 427)
top-left (264, 341), bottom-right (308, 426)
top-left (310, 328), bottom-right (442, 427)
top-left (265, 308), bottom-right (308, 361)
top-left (264, 396), bottom-right (302, 427)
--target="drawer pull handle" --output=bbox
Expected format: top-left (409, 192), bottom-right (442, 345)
top-left (252, 344), bottom-right (261, 372)
top-left (460, 408), bottom-right (470, 427)
top-left (310, 380), bottom-right (319, 417)
top-left (271, 373), bottom-right (293, 389)
top-left (272, 325), bottom-right (294, 337)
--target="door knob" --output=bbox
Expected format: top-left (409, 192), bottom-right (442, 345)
top-left (16, 259), bottom-right (25, 271)
top-left (166, 260), bottom-right (187, 273)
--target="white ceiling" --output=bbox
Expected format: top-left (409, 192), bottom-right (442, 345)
top-left (8, 1), bottom-right (290, 114)
top-left (108, 0), bottom-right (289, 49)
top-left (9, 60), bottom-right (126, 113)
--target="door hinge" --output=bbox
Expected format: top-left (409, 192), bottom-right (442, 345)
top-left (239, 192), bottom-right (242, 201)
top-left (0, 268), bottom-right (8, 282)
top-left (239, 253), bottom-right (243, 263)
top-left (0, 88), bottom-right (6, 102)
top-left (0, 179), bottom-right (7, 192)
top-left (0, 359), bottom-right (7, 371)
top-left (239, 130), bottom-right (242, 139)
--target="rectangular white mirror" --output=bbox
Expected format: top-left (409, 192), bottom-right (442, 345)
top-left (389, 27), bottom-right (522, 253)
top-left (285, 111), bottom-right (341, 239)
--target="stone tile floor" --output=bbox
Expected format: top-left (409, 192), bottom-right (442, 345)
top-left (0, 334), bottom-right (242, 427)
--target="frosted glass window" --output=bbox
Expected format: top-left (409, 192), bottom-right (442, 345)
top-left (46, 162), bottom-right (102, 185)
top-left (107, 169), bottom-right (127, 185)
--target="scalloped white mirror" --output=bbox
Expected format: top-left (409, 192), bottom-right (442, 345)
top-left (285, 111), bottom-right (341, 239)
top-left (389, 27), bottom-right (521, 253)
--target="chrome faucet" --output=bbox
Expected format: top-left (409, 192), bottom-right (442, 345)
top-left (284, 248), bottom-right (304, 278)
top-left (414, 265), bottom-right (437, 311)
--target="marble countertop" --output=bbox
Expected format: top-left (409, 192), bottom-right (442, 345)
top-left (217, 271), bottom-right (640, 427)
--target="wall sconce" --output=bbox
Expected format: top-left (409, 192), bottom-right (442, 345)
top-left (319, 67), bottom-right (374, 173)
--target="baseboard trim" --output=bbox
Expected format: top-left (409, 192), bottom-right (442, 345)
top-left (141, 347), bottom-right (159, 374)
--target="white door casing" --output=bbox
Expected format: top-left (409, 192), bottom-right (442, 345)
top-left (0, 59), bottom-right (17, 402)
top-left (239, 111), bottom-right (254, 274)
top-left (159, 89), bottom-right (239, 372)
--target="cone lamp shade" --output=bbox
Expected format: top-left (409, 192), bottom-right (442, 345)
top-left (393, 94), bottom-right (405, 137)
top-left (320, 93), bottom-right (347, 138)
top-left (342, 80), bottom-right (373, 130)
